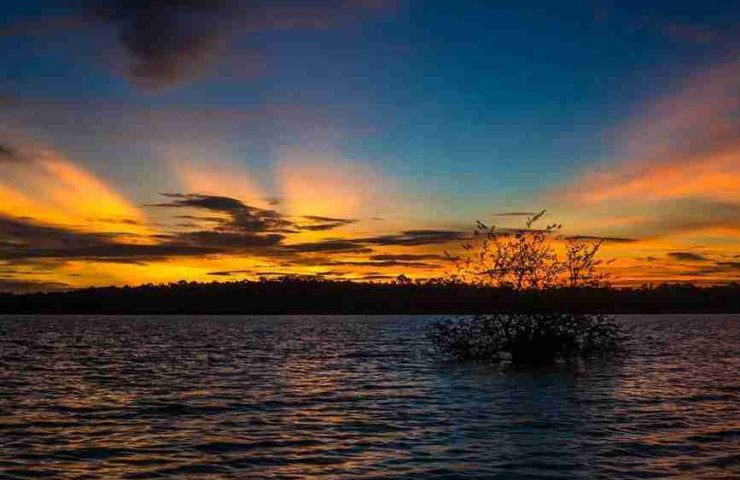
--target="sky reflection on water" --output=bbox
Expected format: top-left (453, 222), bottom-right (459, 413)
top-left (0, 315), bottom-right (738, 479)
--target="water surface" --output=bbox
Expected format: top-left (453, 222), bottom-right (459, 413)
top-left (1, 315), bottom-right (738, 479)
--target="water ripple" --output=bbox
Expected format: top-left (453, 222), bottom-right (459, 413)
top-left (0, 314), bottom-right (738, 479)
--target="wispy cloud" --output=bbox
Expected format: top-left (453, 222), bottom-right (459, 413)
top-left (564, 235), bottom-right (637, 244)
top-left (571, 60), bottom-right (739, 206)
top-left (360, 230), bottom-right (469, 247)
top-left (0, 215), bottom-right (217, 263)
top-left (667, 252), bottom-right (710, 262)
top-left (491, 211), bottom-right (538, 217)
top-left (296, 215), bottom-right (358, 231)
top-left (151, 193), bottom-right (293, 233)
top-left (554, 59), bottom-right (740, 282)
top-left (0, 142), bottom-right (150, 236)
top-left (0, 278), bottom-right (70, 293)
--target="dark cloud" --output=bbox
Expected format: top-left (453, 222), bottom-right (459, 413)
top-left (301, 215), bottom-right (355, 223)
top-left (716, 261), bottom-right (740, 270)
top-left (297, 222), bottom-right (353, 231)
top-left (174, 230), bottom-right (284, 249)
top-left (152, 193), bottom-right (294, 234)
top-left (0, 278), bottom-right (70, 293)
top-left (86, 0), bottom-right (240, 87)
top-left (0, 215), bottom-right (108, 247)
top-left (253, 271), bottom-right (336, 279)
top-left (11, 243), bottom-right (217, 263)
top-left (209, 268), bottom-right (349, 278)
top-left (155, 193), bottom-right (246, 212)
top-left (174, 214), bottom-right (224, 223)
top-left (0, 143), bottom-right (20, 162)
top-left (0, 142), bottom-right (40, 164)
top-left (150, 194), bottom-right (291, 251)
top-left (491, 211), bottom-right (538, 217)
top-left (0, 207), bottom-right (287, 265)
top-left (359, 275), bottom-right (395, 281)
top-left (207, 269), bottom-right (252, 276)
top-left (294, 215), bottom-right (357, 231)
top-left (361, 229), bottom-right (468, 246)
top-left (279, 252), bottom-right (442, 270)
top-left (75, 0), bottom-right (393, 87)
top-left (314, 253), bottom-right (447, 269)
top-left (668, 251), bottom-right (710, 262)
top-left (96, 217), bottom-right (142, 226)
top-left (285, 239), bottom-right (372, 254)
top-left (370, 253), bottom-right (445, 261)
top-left (208, 268), bottom-right (349, 278)
top-left (680, 261), bottom-right (740, 279)
top-left (566, 235), bottom-right (638, 244)
top-left (331, 259), bottom-right (438, 269)
top-left (270, 229), bottom-right (466, 255)
top-left (316, 270), bottom-right (346, 277)
top-left (253, 271), bottom-right (293, 277)
top-left (0, 215), bottom-right (218, 263)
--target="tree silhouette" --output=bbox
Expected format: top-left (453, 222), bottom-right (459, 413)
top-left (448, 210), bottom-right (610, 289)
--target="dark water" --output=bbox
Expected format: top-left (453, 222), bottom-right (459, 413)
top-left (0, 315), bottom-right (738, 479)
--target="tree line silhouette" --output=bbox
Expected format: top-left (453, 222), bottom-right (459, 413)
top-left (1, 278), bottom-right (739, 314)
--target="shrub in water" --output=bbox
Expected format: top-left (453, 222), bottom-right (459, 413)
top-left (428, 313), bottom-right (621, 364)
top-left (433, 211), bottom-right (624, 364)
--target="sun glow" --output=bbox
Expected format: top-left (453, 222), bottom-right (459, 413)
top-left (0, 147), bottom-right (150, 236)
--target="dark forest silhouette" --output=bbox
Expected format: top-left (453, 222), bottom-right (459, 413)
top-left (1, 278), bottom-right (739, 314)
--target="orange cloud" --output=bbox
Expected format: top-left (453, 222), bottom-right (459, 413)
top-left (574, 145), bottom-right (739, 204)
top-left (551, 59), bottom-right (740, 284)
top-left (274, 146), bottom-right (404, 223)
top-left (570, 58), bottom-right (739, 205)
top-left (0, 145), bottom-right (150, 236)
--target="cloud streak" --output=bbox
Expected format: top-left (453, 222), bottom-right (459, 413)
top-left (570, 60), bottom-right (740, 208)
top-left (0, 142), bottom-right (150, 236)
top-left (0, 177), bottom-right (469, 291)
top-left (667, 252), bottom-right (709, 262)
top-left (549, 59), bottom-right (740, 283)
top-left (151, 193), bottom-right (293, 234)
top-left (0, 215), bottom-right (218, 263)
top-left (361, 230), bottom-right (469, 247)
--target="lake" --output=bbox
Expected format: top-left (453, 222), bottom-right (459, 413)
top-left (0, 315), bottom-right (738, 479)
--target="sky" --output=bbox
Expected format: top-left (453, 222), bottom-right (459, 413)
top-left (0, 0), bottom-right (739, 291)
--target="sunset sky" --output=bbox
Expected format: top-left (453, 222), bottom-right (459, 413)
top-left (1, 0), bottom-right (739, 291)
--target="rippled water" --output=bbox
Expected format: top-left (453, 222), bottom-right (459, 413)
top-left (0, 315), bottom-right (738, 479)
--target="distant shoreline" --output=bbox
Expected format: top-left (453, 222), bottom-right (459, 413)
top-left (2, 279), bottom-right (740, 314)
